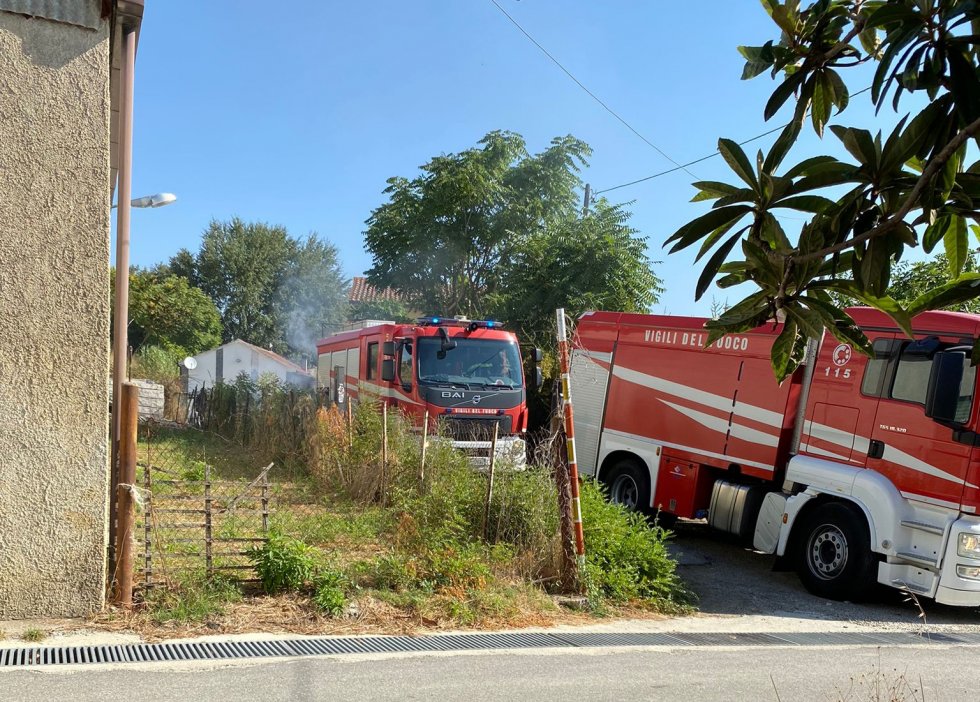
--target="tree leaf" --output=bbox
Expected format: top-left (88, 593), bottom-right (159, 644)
top-left (923, 214), bottom-right (951, 253)
top-left (717, 139), bottom-right (759, 191)
top-left (763, 119), bottom-right (802, 175)
top-left (771, 317), bottom-right (799, 383)
top-left (811, 73), bottom-right (833, 137)
top-left (696, 231), bottom-right (745, 300)
top-left (665, 205), bottom-right (753, 253)
top-left (765, 71), bottom-right (806, 121)
top-left (774, 195), bottom-right (836, 213)
top-left (944, 215), bottom-right (968, 277)
top-left (810, 279), bottom-right (913, 337)
top-left (690, 181), bottom-right (742, 202)
top-left (907, 274), bottom-right (980, 316)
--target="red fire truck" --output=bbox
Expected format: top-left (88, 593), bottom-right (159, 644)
top-left (570, 307), bottom-right (980, 606)
top-left (316, 317), bottom-right (539, 464)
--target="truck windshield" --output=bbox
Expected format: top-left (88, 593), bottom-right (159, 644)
top-left (417, 337), bottom-right (523, 389)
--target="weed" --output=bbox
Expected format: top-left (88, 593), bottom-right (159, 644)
top-left (248, 532), bottom-right (318, 594)
top-left (580, 480), bottom-right (692, 612)
top-left (146, 574), bottom-right (242, 624)
top-left (312, 568), bottom-right (348, 616)
top-left (21, 628), bottom-right (47, 643)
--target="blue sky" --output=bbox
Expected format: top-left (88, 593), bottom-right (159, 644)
top-left (123, 1), bottom-right (906, 316)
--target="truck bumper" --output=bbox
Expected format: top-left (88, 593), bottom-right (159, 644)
top-left (452, 435), bottom-right (527, 468)
top-left (936, 515), bottom-right (980, 607)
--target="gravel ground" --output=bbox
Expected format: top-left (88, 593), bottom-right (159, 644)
top-left (669, 519), bottom-right (980, 631)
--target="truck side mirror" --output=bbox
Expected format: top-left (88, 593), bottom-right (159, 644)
top-left (382, 341), bottom-right (395, 356)
top-left (534, 347), bottom-right (543, 364)
top-left (381, 359), bottom-right (396, 382)
top-left (925, 351), bottom-right (965, 422)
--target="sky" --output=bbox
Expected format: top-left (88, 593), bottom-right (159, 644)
top-left (122, 0), bottom-right (909, 317)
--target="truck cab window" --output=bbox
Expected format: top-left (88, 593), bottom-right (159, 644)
top-left (891, 352), bottom-right (932, 404)
top-left (399, 342), bottom-right (412, 385)
top-left (861, 338), bottom-right (893, 397)
top-left (366, 342), bottom-right (379, 380)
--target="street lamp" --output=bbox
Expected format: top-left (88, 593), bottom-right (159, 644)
top-left (112, 192), bottom-right (177, 209)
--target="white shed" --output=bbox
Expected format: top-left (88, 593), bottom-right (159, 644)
top-left (185, 340), bottom-right (314, 393)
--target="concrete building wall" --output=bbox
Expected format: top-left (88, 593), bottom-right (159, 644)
top-left (187, 341), bottom-right (314, 393)
top-left (0, 10), bottom-right (112, 618)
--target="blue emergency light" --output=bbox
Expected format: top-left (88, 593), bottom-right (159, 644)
top-left (417, 316), bottom-right (503, 330)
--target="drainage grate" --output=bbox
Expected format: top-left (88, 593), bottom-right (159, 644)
top-left (2, 630), bottom-right (978, 668)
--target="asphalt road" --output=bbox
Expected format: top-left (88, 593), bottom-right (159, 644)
top-left (670, 520), bottom-right (980, 629)
top-left (2, 645), bottom-right (974, 701)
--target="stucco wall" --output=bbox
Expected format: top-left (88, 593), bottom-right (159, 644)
top-left (0, 11), bottom-right (111, 618)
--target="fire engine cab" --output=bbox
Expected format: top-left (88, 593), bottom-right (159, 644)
top-left (570, 307), bottom-right (980, 606)
top-left (316, 317), bottom-right (539, 464)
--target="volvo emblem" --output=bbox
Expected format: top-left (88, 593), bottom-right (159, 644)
top-left (472, 395), bottom-right (482, 405)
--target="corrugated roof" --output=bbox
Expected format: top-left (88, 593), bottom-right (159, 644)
top-left (0, 0), bottom-right (106, 30)
top-left (350, 276), bottom-right (403, 303)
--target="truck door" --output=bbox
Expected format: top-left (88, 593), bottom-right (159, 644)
top-left (802, 336), bottom-right (886, 467)
top-left (865, 336), bottom-right (975, 509)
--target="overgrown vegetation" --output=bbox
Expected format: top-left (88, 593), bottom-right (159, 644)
top-left (21, 628), bottom-right (46, 643)
top-left (131, 390), bottom-right (690, 633)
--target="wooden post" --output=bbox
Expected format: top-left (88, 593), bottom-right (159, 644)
top-left (204, 462), bottom-right (213, 578)
top-left (481, 423), bottom-right (499, 542)
top-left (380, 403), bottom-right (388, 505)
top-left (419, 410), bottom-right (429, 490)
top-left (347, 400), bottom-right (354, 451)
top-left (112, 382), bottom-right (139, 607)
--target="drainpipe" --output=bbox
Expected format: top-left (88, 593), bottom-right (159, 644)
top-left (109, 22), bottom-right (137, 575)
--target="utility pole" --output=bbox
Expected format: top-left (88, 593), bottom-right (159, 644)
top-left (582, 183), bottom-right (592, 217)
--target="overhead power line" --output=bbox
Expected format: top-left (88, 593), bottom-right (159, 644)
top-left (596, 86), bottom-right (874, 196)
top-left (487, 0), bottom-right (698, 179)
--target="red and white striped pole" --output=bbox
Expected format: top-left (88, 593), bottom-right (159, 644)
top-left (556, 308), bottom-right (586, 574)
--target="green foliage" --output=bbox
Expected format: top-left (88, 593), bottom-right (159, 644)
top-left (580, 481), bottom-right (691, 612)
top-left (497, 199), bottom-right (664, 348)
top-left (115, 268), bottom-right (222, 358)
top-left (21, 628), bottom-right (46, 642)
top-left (130, 345), bottom-right (181, 383)
top-left (349, 298), bottom-right (415, 323)
top-left (365, 131), bottom-right (590, 317)
top-left (889, 251), bottom-right (980, 314)
top-left (669, 1), bottom-right (980, 380)
top-left (146, 574), bottom-right (242, 624)
top-left (169, 218), bottom-right (347, 356)
top-left (312, 568), bottom-right (349, 616)
top-left (249, 532), bottom-right (319, 594)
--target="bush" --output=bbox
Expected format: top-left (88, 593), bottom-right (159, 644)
top-left (146, 574), bottom-right (242, 624)
top-left (249, 532), bottom-right (318, 594)
top-left (580, 481), bottom-right (691, 611)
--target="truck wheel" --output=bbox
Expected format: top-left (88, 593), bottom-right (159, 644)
top-left (795, 502), bottom-right (877, 601)
top-left (605, 460), bottom-right (650, 514)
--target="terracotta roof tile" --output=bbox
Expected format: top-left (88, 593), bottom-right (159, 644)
top-left (350, 276), bottom-right (403, 303)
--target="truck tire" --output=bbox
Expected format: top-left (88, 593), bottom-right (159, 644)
top-left (795, 502), bottom-right (877, 601)
top-left (605, 460), bottom-right (650, 515)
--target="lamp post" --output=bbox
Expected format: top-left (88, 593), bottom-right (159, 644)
top-left (109, 191), bottom-right (175, 574)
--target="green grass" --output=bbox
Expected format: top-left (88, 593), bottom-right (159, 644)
top-left (21, 628), bottom-right (46, 643)
top-left (141, 424), bottom-right (256, 481)
top-left (146, 574), bottom-right (242, 624)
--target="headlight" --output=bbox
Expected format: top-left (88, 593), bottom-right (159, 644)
top-left (958, 533), bottom-right (980, 559)
top-left (957, 565), bottom-right (980, 581)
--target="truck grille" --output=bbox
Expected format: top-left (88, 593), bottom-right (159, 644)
top-left (441, 416), bottom-right (513, 441)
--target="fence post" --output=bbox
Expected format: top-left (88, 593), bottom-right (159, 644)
top-left (556, 307), bottom-right (586, 592)
top-left (204, 462), bottom-right (213, 578)
top-left (419, 410), bottom-right (429, 490)
top-left (347, 400), bottom-right (354, 451)
top-left (261, 470), bottom-right (270, 536)
top-left (112, 382), bottom-right (139, 607)
top-left (481, 423), bottom-right (499, 542)
top-left (143, 459), bottom-right (153, 591)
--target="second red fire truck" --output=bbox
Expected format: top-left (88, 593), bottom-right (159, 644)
top-left (570, 307), bottom-right (980, 606)
top-left (316, 316), bottom-right (540, 465)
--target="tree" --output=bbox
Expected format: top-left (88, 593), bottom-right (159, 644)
top-left (890, 251), bottom-right (980, 313)
top-left (497, 199), bottom-right (664, 347)
top-left (349, 298), bottom-right (415, 324)
top-left (365, 131), bottom-right (590, 316)
top-left (171, 218), bottom-right (347, 356)
top-left (113, 268), bottom-right (222, 357)
top-left (667, 0), bottom-right (980, 380)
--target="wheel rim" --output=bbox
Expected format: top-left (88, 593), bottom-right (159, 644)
top-left (610, 474), bottom-right (639, 510)
top-left (806, 523), bottom-right (849, 581)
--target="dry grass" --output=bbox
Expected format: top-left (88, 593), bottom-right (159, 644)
top-left (86, 590), bottom-right (632, 643)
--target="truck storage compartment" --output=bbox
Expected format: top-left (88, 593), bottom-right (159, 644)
top-left (709, 480), bottom-right (767, 540)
